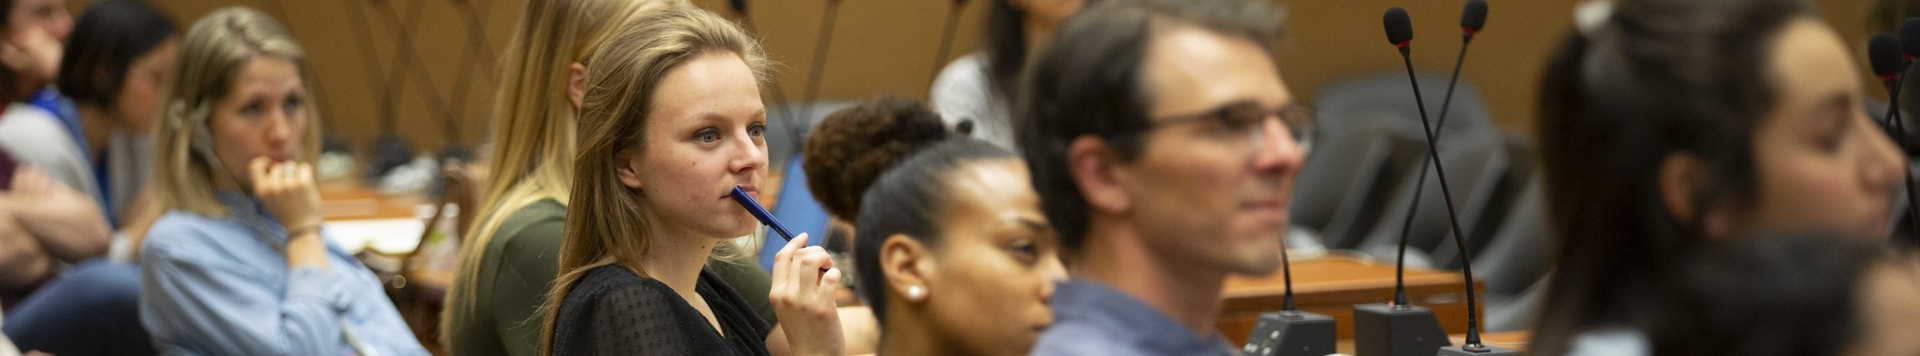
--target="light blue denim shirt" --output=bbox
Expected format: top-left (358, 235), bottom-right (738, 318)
top-left (139, 191), bottom-right (426, 356)
top-left (1031, 279), bottom-right (1237, 356)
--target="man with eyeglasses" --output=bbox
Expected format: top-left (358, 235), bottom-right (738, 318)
top-left (1017, 0), bottom-right (1308, 354)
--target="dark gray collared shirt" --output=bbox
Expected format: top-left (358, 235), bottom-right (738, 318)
top-left (1032, 279), bottom-right (1238, 356)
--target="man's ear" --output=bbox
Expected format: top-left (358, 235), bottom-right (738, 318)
top-left (1067, 136), bottom-right (1132, 215)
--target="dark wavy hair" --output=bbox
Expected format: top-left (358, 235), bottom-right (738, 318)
top-left (59, 0), bottom-right (179, 109)
top-left (1530, 0), bottom-right (1812, 353)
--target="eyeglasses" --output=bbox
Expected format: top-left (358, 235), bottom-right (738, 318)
top-left (1134, 101), bottom-right (1316, 157)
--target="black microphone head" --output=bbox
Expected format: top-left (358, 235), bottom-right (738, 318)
top-left (1901, 17), bottom-right (1920, 58)
top-left (729, 0), bottom-right (747, 14)
top-left (1384, 7), bottom-right (1413, 47)
top-left (1461, 0), bottom-right (1488, 34)
top-left (1871, 32), bottom-right (1904, 79)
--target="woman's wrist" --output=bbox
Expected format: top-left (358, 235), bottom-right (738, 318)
top-left (286, 223), bottom-right (320, 238)
top-left (284, 222), bottom-right (329, 270)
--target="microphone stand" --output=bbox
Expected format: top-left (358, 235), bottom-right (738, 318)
top-left (1432, 5), bottom-right (1518, 353)
top-left (928, 0), bottom-right (967, 86)
top-left (798, 0), bottom-right (845, 122)
top-left (1242, 238), bottom-right (1337, 356)
top-left (1887, 59), bottom-right (1918, 247)
top-left (1353, 8), bottom-right (1452, 356)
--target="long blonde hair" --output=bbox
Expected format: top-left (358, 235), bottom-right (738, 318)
top-left (540, 7), bottom-right (769, 354)
top-left (441, 0), bottom-right (680, 341)
top-left (152, 7), bottom-right (319, 217)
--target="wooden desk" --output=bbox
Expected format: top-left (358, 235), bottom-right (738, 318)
top-left (1219, 257), bottom-right (1480, 345)
top-left (320, 180), bottom-right (425, 221)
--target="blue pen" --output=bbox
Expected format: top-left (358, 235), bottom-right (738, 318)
top-left (730, 186), bottom-right (796, 241)
top-left (732, 186), bottom-right (829, 274)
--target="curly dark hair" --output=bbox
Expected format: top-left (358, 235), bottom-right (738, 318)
top-left (802, 96), bottom-right (951, 220)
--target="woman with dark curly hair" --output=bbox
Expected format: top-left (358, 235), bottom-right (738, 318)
top-left (804, 96), bottom-right (1064, 356)
top-left (799, 96), bottom-right (952, 354)
top-left (804, 96), bottom-right (951, 225)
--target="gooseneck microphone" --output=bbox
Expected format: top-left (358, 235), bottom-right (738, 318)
top-left (798, 0), bottom-right (846, 122)
top-left (1245, 7), bottom-right (1368, 352)
top-left (1351, 8), bottom-right (1454, 356)
top-left (341, 0), bottom-right (411, 180)
top-left (1243, 211), bottom-right (1336, 356)
top-left (1385, 8), bottom-right (1414, 54)
top-left (1894, 18), bottom-right (1920, 245)
top-left (1385, 4), bottom-right (1482, 349)
top-left (1383, 10), bottom-right (1417, 306)
top-left (1281, 237), bottom-right (1298, 312)
top-left (1872, 31), bottom-right (1919, 246)
top-left (1897, 19), bottom-right (1920, 154)
top-left (1873, 33), bottom-right (1903, 133)
top-left (728, 0), bottom-right (754, 35)
top-left (1430, 1), bottom-right (1516, 355)
top-left (1902, 18), bottom-right (1920, 61)
top-left (1460, 0), bottom-right (1486, 40)
top-left (1389, 0), bottom-right (1486, 310)
top-left (929, 0), bottom-right (969, 86)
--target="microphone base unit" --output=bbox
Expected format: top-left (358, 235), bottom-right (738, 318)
top-left (1241, 310), bottom-right (1337, 356)
top-left (1353, 303), bottom-right (1452, 356)
top-left (1436, 345), bottom-right (1524, 356)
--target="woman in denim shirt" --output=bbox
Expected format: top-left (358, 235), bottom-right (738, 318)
top-left (136, 7), bottom-right (426, 356)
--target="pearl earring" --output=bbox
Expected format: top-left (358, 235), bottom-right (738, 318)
top-left (907, 285), bottom-right (925, 301)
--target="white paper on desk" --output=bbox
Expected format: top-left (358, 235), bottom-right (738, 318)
top-left (325, 218), bottom-right (425, 255)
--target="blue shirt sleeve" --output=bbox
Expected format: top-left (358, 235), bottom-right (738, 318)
top-left (140, 222), bottom-right (347, 356)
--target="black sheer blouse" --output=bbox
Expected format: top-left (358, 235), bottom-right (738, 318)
top-left (549, 264), bottom-right (773, 356)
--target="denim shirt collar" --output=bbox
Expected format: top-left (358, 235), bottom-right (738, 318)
top-left (1051, 279), bottom-right (1236, 355)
